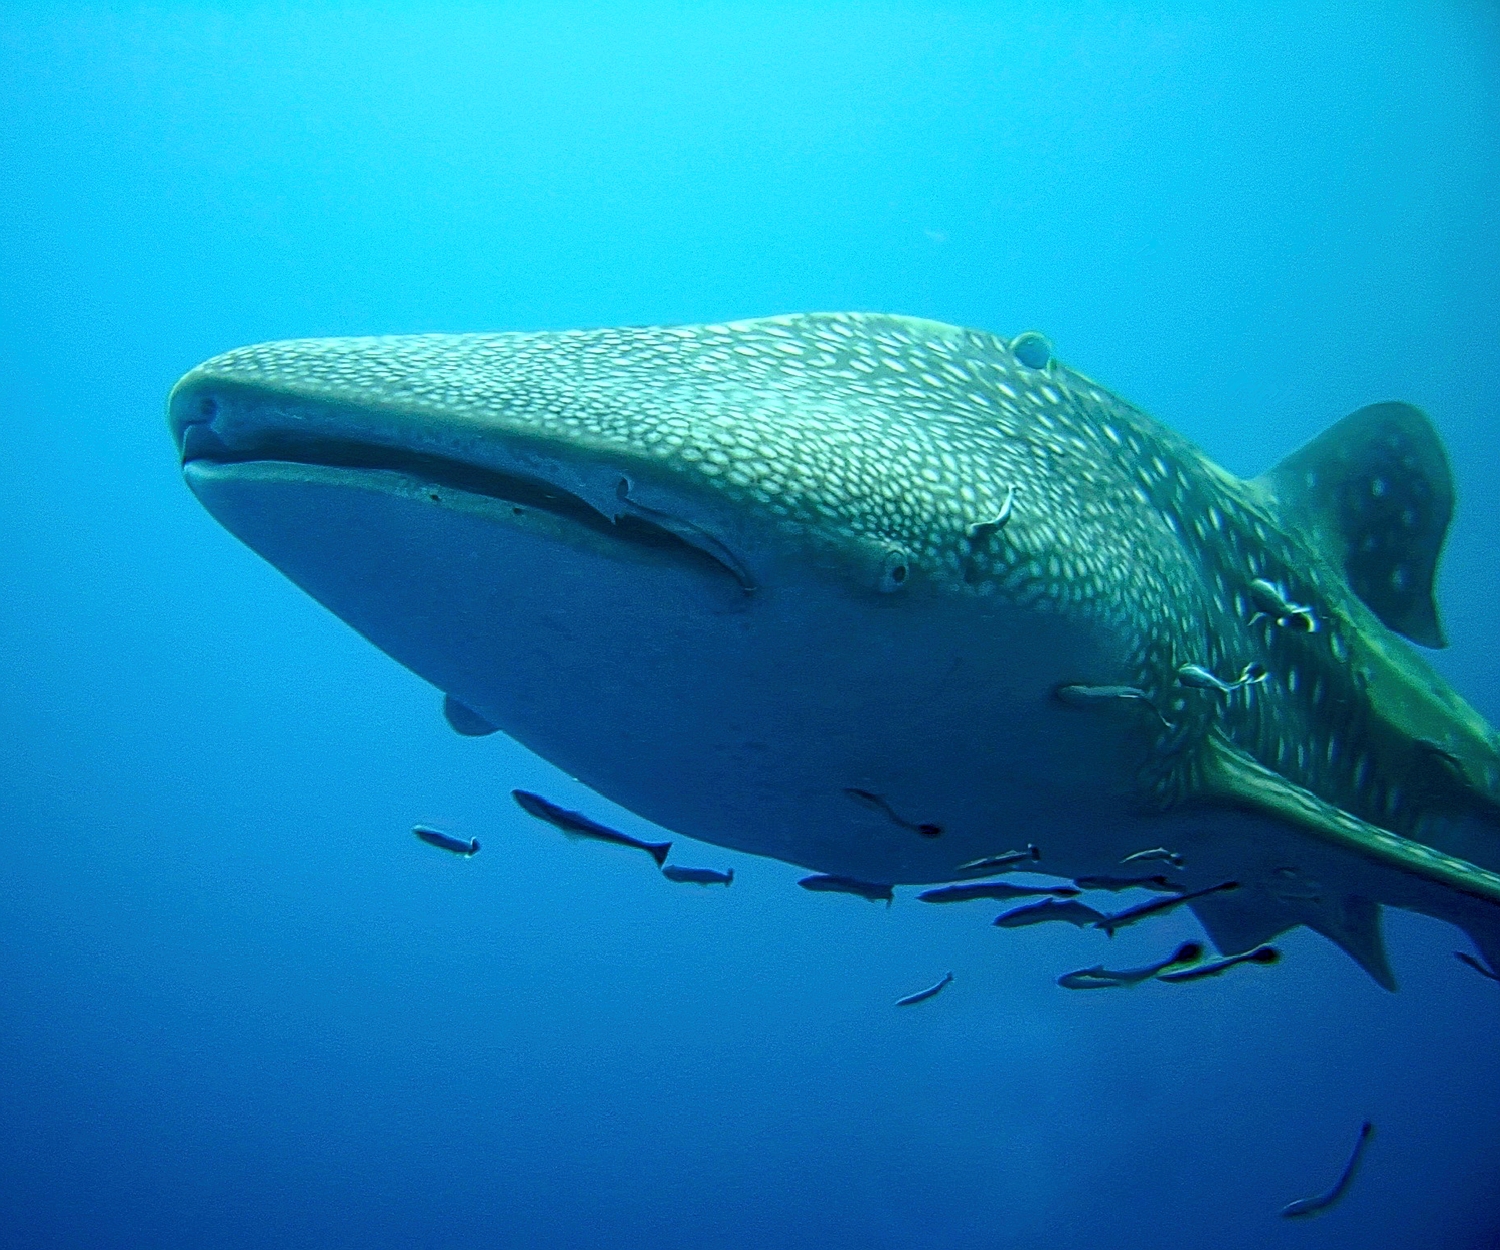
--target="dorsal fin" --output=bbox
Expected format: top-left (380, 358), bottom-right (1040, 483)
top-left (1257, 402), bottom-right (1453, 648)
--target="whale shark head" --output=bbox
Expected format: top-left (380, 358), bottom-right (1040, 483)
top-left (170, 312), bottom-right (1500, 988)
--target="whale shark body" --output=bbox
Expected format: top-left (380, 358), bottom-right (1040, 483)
top-left (168, 312), bottom-right (1500, 989)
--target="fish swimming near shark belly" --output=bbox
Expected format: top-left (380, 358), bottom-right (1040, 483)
top-left (168, 311), bottom-right (1500, 990)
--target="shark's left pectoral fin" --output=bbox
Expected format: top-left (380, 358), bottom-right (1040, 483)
top-left (443, 693), bottom-right (500, 737)
top-left (1200, 734), bottom-right (1500, 907)
top-left (1194, 733), bottom-right (1500, 989)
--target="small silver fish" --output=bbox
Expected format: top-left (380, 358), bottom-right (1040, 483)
top-left (1057, 941), bottom-right (1203, 990)
top-left (843, 788), bottom-right (942, 837)
top-left (1095, 880), bottom-right (1239, 936)
top-left (1280, 1121), bottom-right (1374, 1219)
top-left (662, 865), bottom-right (734, 886)
top-left (1074, 874), bottom-right (1183, 893)
top-left (1157, 944), bottom-right (1280, 982)
top-left (1119, 847), bottom-right (1184, 868)
top-left (955, 845), bottom-right (1040, 874)
top-left (993, 898), bottom-right (1103, 929)
top-left (918, 880), bottom-right (1077, 904)
top-left (895, 971), bottom-right (954, 1007)
top-left (1248, 578), bottom-right (1318, 633)
top-left (966, 485), bottom-right (1016, 541)
top-left (512, 789), bottom-right (671, 867)
top-left (798, 874), bottom-right (893, 905)
top-left (1177, 664), bottom-right (1230, 693)
top-left (413, 826), bottom-right (480, 856)
top-left (1177, 661), bottom-right (1269, 694)
top-left (1055, 683), bottom-right (1169, 725)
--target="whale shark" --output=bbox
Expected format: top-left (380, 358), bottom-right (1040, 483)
top-left (167, 312), bottom-right (1500, 989)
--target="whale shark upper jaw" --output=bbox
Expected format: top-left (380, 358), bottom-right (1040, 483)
top-left (168, 374), bottom-right (761, 595)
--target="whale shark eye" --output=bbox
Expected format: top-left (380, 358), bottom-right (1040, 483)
top-left (878, 548), bottom-right (911, 593)
top-left (1011, 332), bottom-right (1052, 370)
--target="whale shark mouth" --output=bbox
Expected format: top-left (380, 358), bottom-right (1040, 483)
top-left (177, 417), bottom-right (756, 593)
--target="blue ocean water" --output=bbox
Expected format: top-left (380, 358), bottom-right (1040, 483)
top-left (2, 4), bottom-right (1499, 1246)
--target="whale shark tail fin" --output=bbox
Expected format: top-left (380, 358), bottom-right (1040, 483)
top-left (1257, 401), bottom-right (1452, 648)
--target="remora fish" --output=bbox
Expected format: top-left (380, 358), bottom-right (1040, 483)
top-left (1177, 661), bottom-right (1268, 694)
top-left (1057, 941), bottom-right (1203, 989)
top-left (661, 865), bottom-right (734, 886)
top-left (1157, 945), bottom-right (1280, 982)
top-left (1054, 683), bottom-right (1168, 726)
top-left (844, 787), bottom-right (942, 837)
top-left (1248, 578), bottom-right (1317, 633)
top-left (1280, 1121), bottom-right (1375, 1219)
top-left (994, 898), bottom-right (1103, 929)
top-left (1095, 881), bottom-right (1240, 937)
top-left (511, 789), bottom-right (670, 867)
top-left (169, 313), bottom-right (1500, 990)
top-left (798, 874), bottom-right (894, 905)
top-left (413, 825), bottom-right (480, 856)
top-left (895, 971), bottom-right (954, 1007)
top-left (1120, 847), bottom-right (1184, 868)
top-left (1073, 874), bottom-right (1183, 893)
top-left (954, 846), bottom-right (1040, 874)
top-left (917, 880), bottom-right (1078, 904)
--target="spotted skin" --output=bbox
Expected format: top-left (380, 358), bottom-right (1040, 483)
top-left (168, 313), bottom-right (1500, 987)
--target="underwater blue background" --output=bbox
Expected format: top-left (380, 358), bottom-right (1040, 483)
top-left (3, 4), bottom-right (1499, 1246)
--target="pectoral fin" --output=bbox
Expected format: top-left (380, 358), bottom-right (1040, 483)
top-left (1193, 734), bottom-right (1500, 990)
top-left (1200, 733), bottom-right (1500, 908)
top-left (443, 693), bottom-right (500, 737)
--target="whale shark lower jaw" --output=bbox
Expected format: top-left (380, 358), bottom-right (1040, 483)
top-left (170, 312), bottom-right (1500, 989)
